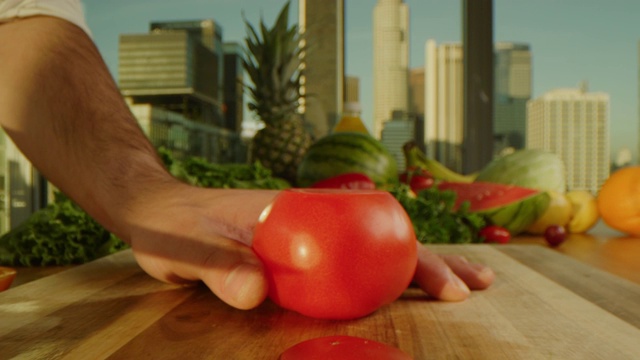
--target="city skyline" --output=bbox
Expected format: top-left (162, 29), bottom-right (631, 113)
top-left (83, 0), bottom-right (640, 163)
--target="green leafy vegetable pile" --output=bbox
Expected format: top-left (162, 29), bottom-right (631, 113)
top-left (0, 149), bottom-right (291, 266)
top-left (159, 148), bottom-right (291, 189)
top-left (0, 193), bottom-right (128, 266)
top-left (390, 185), bottom-right (486, 244)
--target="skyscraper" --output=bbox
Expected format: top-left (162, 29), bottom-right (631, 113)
top-left (425, 40), bottom-right (464, 172)
top-left (119, 20), bottom-right (245, 163)
top-left (409, 68), bottom-right (425, 117)
top-left (299, 0), bottom-right (345, 138)
top-left (223, 42), bottom-right (244, 133)
top-left (494, 42), bottom-right (532, 154)
top-left (527, 86), bottom-right (610, 194)
top-left (345, 76), bottom-right (360, 104)
top-left (119, 20), bottom-right (224, 126)
top-left (373, 0), bottom-right (409, 139)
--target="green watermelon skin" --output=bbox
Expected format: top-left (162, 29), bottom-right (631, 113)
top-left (438, 181), bottom-right (551, 235)
top-left (484, 192), bottom-right (550, 235)
top-left (296, 132), bottom-right (398, 187)
top-left (474, 149), bottom-right (566, 193)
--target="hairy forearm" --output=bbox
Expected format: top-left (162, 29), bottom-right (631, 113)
top-left (0, 16), bottom-right (176, 240)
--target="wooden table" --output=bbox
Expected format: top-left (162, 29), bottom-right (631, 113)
top-left (1, 241), bottom-right (639, 359)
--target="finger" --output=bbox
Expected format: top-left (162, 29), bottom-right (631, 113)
top-left (413, 244), bottom-right (470, 301)
top-left (197, 240), bottom-right (268, 310)
top-left (440, 254), bottom-right (495, 290)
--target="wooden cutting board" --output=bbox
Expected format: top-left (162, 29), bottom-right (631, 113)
top-left (1, 245), bottom-right (639, 359)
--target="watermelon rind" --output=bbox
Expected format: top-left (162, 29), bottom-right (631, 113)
top-left (296, 132), bottom-right (398, 187)
top-left (437, 181), bottom-right (551, 235)
top-left (475, 149), bottom-right (567, 194)
top-left (482, 192), bottom-right (551, 235)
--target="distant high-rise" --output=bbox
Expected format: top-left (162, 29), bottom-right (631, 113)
top-left (425, 40), bottom-right (464, 172)
top-left (373, 0), bottom-right (409, 139)
top-left (494, 42), bottom-right (532, 154)
top-left (345, 76), bottom-right (360, 104)
top-left (527, 86), bottom-right (610, 194)
top-left (299, 0), bottom-right (345, 138)
top-left (223, 42), bottom-right (244, 133)
top-left (409, 68), bottom-right (425, 117)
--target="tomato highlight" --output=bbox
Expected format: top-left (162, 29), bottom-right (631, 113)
top-left (252, 189), bottom-right (418, 320)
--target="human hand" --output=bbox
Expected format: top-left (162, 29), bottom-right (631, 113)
top-left (125, 186), bottom-right (494, 310)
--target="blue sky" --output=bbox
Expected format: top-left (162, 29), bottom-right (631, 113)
top-left (83, 0), bottom-right (640, 163)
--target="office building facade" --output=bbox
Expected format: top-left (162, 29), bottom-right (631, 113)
top-left (119, 20), bottom-right (245, 162)
top-left (223, 42), bottom-right (244, 133)
top-left (409, 68), bottom-right (425, 117)
top-left (494, 42), bottom-right (531, 155)
top-left (527, 86), bottom-right (610, 193)
top-left (299, 0), bottom-right (345, 138)
top-left (0, 132), bottom-right (50, 235)
top-left (119, 20), bottom-right (224, 126)
top-left (373, 0), bottom-right (409, 139)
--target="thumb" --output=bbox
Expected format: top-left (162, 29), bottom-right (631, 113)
top-left (198, 243), bottom-right (269, 310)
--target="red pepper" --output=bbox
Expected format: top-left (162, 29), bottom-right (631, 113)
top-left (310, 173), bottom-right (376, 190)
top-left (399, 166), bottom-right (435, 193)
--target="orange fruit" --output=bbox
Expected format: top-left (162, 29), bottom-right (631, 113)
top-left (596, 166), bottom-right (640, 236)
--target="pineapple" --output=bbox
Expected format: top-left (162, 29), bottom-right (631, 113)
top-left (243, 1), bottom-right (312, 183)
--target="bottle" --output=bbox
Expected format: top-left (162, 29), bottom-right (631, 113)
top-left (333, 102), bottom-right (370, 134)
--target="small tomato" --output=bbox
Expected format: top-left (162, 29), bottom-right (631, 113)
top-left (479, 225), bottom-right (511, 244)
top-left (399, 167), bottom-right (434, 193)
top-left (252, 189), bottom-right (418, 320)
top-left (280, 335), bottom-right (413, 360)
top-left (310, 173), bottom-right (376, 190)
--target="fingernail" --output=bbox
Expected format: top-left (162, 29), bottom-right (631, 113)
top-left (225, 264), bottom-right (264, 307)
top-left (441, 270), bottom-right (470, 300)
top-left (476, 265), bottom-right (496, 284)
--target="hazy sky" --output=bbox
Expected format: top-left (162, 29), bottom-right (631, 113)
top-left (83, 0), bottom-right (640, 163)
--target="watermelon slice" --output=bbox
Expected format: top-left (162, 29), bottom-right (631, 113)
top-left (437, 181), bottom-right (551, 235)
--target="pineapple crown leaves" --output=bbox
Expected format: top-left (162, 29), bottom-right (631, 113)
top-left (242, 1), bottom-right (305, 125)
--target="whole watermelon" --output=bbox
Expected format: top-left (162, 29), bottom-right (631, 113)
top-left (296, 132), bottom-right (398, 187)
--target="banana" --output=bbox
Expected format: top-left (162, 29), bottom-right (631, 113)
top-left (403, 142), bottom-right (475, 183)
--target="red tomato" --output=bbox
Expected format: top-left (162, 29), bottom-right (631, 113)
top-left (252, 189), bottom-right (418, 320)
top-left (399, 167), bottom-right (434, 193)
top-left (310, 173), bottom-right (376, 190)
top-left (280, 335), bottom-right (413, 360)
top-left (479, 225), bottom-right (511, 244)
top-left (0, 266), bottom-right (17, 292)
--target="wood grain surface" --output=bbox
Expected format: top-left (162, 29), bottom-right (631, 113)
top-left (1, 245), bottom-right (639, 359)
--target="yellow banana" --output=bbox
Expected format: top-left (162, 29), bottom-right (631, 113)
top-left (403, 142), bottom-right (475, 183)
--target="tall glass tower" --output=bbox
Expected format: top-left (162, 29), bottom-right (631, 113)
top-left (373, 0), bottom-right (409, 139)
